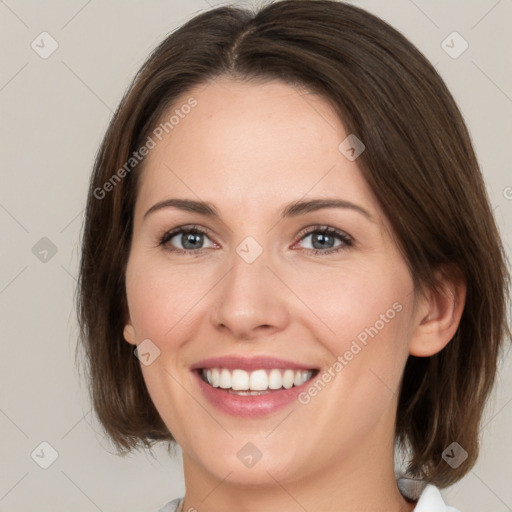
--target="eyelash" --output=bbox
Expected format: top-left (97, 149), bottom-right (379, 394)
top-left (158, 224), bottom-right (353, 256)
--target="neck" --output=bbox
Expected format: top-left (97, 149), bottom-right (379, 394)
top-left (180, 440), bottom-right (415, 512)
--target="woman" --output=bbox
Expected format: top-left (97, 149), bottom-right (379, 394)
top-left (77, 1), bottom-right (510, 511)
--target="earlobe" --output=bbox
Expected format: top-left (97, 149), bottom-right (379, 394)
top-left (409, 267), bottom-right (466, 357)
top-left (123, 322), bottom-right (137, 345)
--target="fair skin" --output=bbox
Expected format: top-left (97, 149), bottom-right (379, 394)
top-left (123, 78), bottom-right (465, 512)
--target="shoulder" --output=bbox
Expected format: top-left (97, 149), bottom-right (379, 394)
top-left (157, 497), bottom-right (183, 512)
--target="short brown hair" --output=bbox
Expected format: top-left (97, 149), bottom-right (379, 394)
top-left (77, 0), bottom-right (510, 487)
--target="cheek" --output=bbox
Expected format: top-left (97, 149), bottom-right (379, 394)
top-left (125, 254), bottom-right (212, 341)
top-left (124, 255), bottom-right (205, 434)
top-left (299, 258), bottom-right (414, 401)
top-left (293, 259), bottom-right (412, 343)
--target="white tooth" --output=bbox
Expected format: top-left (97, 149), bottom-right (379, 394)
top-left (249, 370), bottom-right (269, 391)
top-left (268, 369), bottom-right (283, 389)
top-left (209, 367), bottom-right (313, 391)
top-left (282, 369), bottom-right (294, 389)
top-left (211, 368), bottom-right (220, 387)
top-left (219, 369), bottom-right (231, 389)
top-left (231, 369), bottom-right (250, 390)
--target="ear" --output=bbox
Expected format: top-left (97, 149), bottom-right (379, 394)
top-left (409, 265), bottom-right (466, 357)
top-left (123, 317), bottom-right (137, 346)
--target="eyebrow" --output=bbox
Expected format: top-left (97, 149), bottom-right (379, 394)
top-left (143, 198), bottom-right (374, 222)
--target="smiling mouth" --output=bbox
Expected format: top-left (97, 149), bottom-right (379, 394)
top-left (198, 368), bottom-right (318, 395)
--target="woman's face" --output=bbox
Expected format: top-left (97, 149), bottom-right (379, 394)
top-left (124, 78), bottom-right (422, 486)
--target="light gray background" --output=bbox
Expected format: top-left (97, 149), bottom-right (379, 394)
top-left (1, 0), bottom-right (511, 510)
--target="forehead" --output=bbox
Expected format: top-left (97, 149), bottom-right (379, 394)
top-left (135, 78), bottom-right (381, 220)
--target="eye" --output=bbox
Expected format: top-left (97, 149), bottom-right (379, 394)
top-left (158, 224), bottom-right (353, 256)
top-left (159, 225), bottom-right (216, 254)
top-left (295, 225), bottom-right (353, 255)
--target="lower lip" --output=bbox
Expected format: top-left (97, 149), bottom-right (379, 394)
top-left (193, 371), bottom-right (312, 417)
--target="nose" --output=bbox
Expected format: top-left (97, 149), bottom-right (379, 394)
top-left (210, 244), bottom-right (290, 341)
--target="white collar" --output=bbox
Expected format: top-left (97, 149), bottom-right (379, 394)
top-left (398, 478), bottom-right (460, 511)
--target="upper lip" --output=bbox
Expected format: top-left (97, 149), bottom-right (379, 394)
top-left (190, 356), bottom-right (317, 371)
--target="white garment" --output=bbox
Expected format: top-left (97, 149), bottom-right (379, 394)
top-left (157, 498), bottom-right (181, 512)
top-left (398, 478), bottom-right (460, 511)
top-left (157, 479), bottom-right (460, 511)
